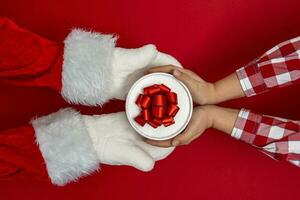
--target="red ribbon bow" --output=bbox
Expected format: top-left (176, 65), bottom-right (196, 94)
top-left (134, 84), bottom-right (180, 128)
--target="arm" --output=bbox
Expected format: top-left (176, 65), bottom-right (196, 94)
top-left (148, 36), bottom-right (300, 104)
top-left (145, 105), bottom-right (239, 147)
top-left (0, 109), bottom-right (174, 186)
top-left (214, 36), bottom-right (300, 101)
top-left (146, 37), bottom-right (300, 167)
top-left (230, 108), bottom-right (300, 167)
top-left (0, 17), bottom-right (116, 105)
top-left (201, 106), bottom-right (300, 168)
top-left (147, 105), bottom-right (300, 168)
top-left (0, 17), bottom-right (165, 105)
top-left (0, 109), bottom-right (99, 186)
top-left (0, 126), bottom-right (50, 182)
top-left (0, 31), bottom-right (180, 184)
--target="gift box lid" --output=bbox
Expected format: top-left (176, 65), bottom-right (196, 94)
top-left (126, 72), bottom-right (193, 141)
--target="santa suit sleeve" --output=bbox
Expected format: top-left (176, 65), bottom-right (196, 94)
top-left (0, 109), bottom-right (100, 186)
top-left (0, 17), bottom-right (118, 185)
top-left (0, 17), bottom-right (117, 106)
top-left (0, 126), bottom-right (50, 182)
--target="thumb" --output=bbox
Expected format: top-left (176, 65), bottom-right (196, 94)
top-left (149, 52), bottom-right (182, 68)
top-left (171, 118), bottom-right (200, 146)
top-left (113, 143), bottom-right (155, 172)
top-left (114, 44), bottom-right (158, 68)
top-left (110, 45), bottom-right (158, 99)
top-left (135, 140), bottom-right (175, 161)
top-left (172, 69), bottom-right (196, 91)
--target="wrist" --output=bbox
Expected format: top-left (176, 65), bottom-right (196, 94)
top-left (211, 81), bottom-right (223, 104)
top-left (206, 82), bottom-right (217, 104)
top-left (211, 73), bottom-right (246, 104)
top-left (201, 105), bottom-right (217, 129)
top-left (199, 82), bottom-right (217, 105)
top-left (83, 115), bottom-right (107, 162)
top-left (204, 105), bottom-right (239, 135)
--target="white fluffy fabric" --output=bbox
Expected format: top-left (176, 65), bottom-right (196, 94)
top-left (32, 108), bottom-right (99, 186)
top-left (62, 29), bottom-right (116, 106)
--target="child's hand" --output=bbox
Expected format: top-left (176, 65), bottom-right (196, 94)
top-left (145, 66), bottom-right (241, 147)
top-left (145, 106), bottom-right (213, 147)
top-left (146, 65), bottom-right (216, 105)
top-left (145, 105), bottom-right (239, 147)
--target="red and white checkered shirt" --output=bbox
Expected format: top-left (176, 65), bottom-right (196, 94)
top-left (233, 36), bottom-right (300, 167)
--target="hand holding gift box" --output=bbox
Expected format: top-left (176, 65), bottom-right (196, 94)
top-left (0, 17), bottom-right (184, 185)
top-left (3, 17), bottom-right (300, 186)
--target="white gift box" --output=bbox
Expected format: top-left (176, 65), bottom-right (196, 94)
top-left (126, 73), bottom-right (193, 140)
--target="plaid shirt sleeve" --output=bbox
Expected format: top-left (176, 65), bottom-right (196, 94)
top-left (236, 36), bottom-right (300, 96)
top-left (231, 109), bottom-right (300, 167)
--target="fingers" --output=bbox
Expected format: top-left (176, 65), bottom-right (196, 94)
top-left (144, 117), bottom-right (202, 147)
top-left (171, 114), bottom-right (202, 146)
top-left (146, 65), bottom-right (203, 82)
top-left (115, 44), bottom-right (158, 68)
top-left (144, 109), bottom-right (202, 147)
top-left (172, 69), bottom-right (198, 93)
top-left (145, 124), bottom-right (198, 147)
top-left (146, 65), bottom-right (182, 74)
top-left (149, 52), bottom-right (182, 68)
top-left (135, 44), bottom-right (158, 67)
top-left (144, 138), bottom-right (173, 148)
top-left (117, 144), bottom-right (155, 172)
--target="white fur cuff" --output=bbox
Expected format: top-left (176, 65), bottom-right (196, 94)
top-left (32, 108), bottom-right (99, 186)
top-left (62, 29), bottom-right (117, 105)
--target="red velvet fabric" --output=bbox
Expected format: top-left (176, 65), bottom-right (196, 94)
top-left (1, 0), bottom-right (300, 199)
top-left (0, 17), bottom-right (63, 93)
top-left (0, 125), bottom-right (49, 182)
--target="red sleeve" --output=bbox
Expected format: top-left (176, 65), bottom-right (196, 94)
top-left (0, 17), bottom-right (63, 92)
top-left (235, 36), bottom-right (300, 96)
top-left (0, 125), bottom-right (50, 182)
top-left (231, 109), bottom-right (300, 167)
top-left (0, 17), bottom-right (117, 106)
top-left (0, 108), bottom-right (100, 186)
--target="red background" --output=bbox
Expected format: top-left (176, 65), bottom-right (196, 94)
top-left (1, 0), bottom-right (300, 199)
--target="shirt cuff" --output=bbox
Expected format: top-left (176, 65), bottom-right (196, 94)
top-left (236, 61), bottom-right (268, 97)
top-left (231, 108), bottom-right (262, 145)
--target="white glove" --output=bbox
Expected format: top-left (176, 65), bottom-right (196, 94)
top-left (82, 45), bottom-right (181, 171)
top-left (110, 44), bottom-right (182, 99)
top-left (83, 112), bottom-right (174, 171)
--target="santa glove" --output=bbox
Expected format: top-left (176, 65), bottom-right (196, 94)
top-left (83, 112), bottom-right (174, 172)
top-left (32, 108), bottom-right (173, 185)
top-left (62, 29), bottom-right (182, 104)
top-left (110, 45), bottom-right (182, 100)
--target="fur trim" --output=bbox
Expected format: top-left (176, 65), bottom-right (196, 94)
top-left (32, 108), bottom-right (99, 186)
top-left (62, 29), bottom-right (117, 105)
